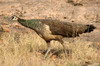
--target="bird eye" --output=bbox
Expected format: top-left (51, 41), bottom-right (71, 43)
top-left (12, 16), bottom-right (14, 20)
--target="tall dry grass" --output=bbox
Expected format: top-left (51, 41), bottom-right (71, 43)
top-left (0, 29), bottom-right (99, 66)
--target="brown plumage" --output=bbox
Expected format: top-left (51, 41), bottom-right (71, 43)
top-left (15, 18), bottom-right (95, 41)
top-left (11, 16), bottom-right (95, 58)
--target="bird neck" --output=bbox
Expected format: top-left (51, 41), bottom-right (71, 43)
top-left (17, 18), bottom-right (43, 30)
top-left (18, 18), bottom-right (26, 23)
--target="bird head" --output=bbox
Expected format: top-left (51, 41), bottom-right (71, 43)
top-left (10, 15), bottom-right (19, 20)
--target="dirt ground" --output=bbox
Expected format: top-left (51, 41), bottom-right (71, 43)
top-left (0, 0), bottom-right (100, 66)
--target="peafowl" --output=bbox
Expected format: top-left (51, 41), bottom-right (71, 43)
top-left (11, 15), bottom-right (95, 58)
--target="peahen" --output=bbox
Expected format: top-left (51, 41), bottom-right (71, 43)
top-left (11, 15), bottom-right (95, 58)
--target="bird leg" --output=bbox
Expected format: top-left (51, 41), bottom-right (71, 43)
top-left (44, 42), bottom-right (51, 58)
top-left (44, 39), bottom-right (68, 58)
top-left (58, 39), bottom-right (68, 58)
top-left (62, 43), bottom-right (68, 58)
top-left (43, 34), bottom-right (63, 58)
top-left (43, 33), bottom-right (69, 58)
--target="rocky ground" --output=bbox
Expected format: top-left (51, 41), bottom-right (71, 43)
top-left (0, 0), bottom-right (100, 66)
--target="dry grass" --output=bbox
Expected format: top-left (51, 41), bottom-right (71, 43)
top-left (0, 29), bottom-right (99, 66)
top-left (0, 0), bottom-right (100, 66)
